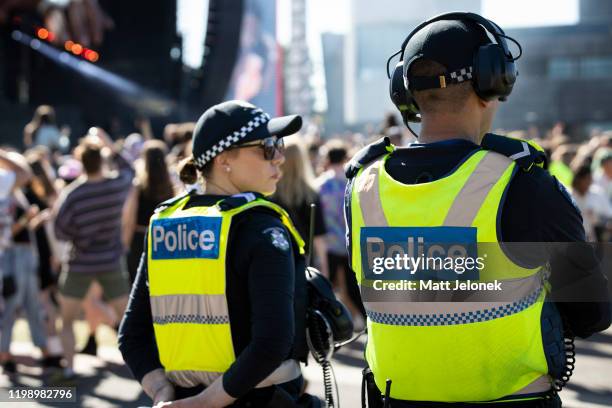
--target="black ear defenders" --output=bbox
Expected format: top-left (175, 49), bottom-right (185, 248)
top-left (388, 12), bottom-right (522, 125)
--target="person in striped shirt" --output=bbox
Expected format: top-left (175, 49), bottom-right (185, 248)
top-left (53, 128), bottom-right (134, 380)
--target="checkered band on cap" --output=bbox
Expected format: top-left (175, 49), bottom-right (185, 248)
top-left (408, 65), bottom-right (474, 91)
top-left (194, 109), bottom-right (271, 169)
top-left (450, 66), bottom-right (473, 83)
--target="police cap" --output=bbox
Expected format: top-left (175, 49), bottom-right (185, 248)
top-left (403, 19), bottom-right (491, 82)
top-left (192, 100), bottom-right (302, 169)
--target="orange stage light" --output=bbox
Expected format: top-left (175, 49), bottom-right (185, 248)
top-left (37, 28), bottom-right (49, 40)
top-left (71, 43), bottom-right (83, 55)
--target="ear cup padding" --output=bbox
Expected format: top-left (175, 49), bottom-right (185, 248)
top-left (474, 44), bottom-right (516, 101)
top-left (389, 61), bottom-right (421, 123)
top-left (390, 62), bottom-right (408, 107)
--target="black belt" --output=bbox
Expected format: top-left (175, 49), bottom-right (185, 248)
top-left (361, 367), bottom-right (560, 408)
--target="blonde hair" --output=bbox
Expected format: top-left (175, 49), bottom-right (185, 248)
top-left (274, 137), bottom-right (317, 207)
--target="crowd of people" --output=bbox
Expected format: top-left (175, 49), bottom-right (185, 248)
top-left (0, 103), bottom-right (610, 383)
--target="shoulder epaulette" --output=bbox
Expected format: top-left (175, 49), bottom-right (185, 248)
top-left (153, 191), bottom-right (192, 213)
top-left (344, 137), bottom-right (395, 179)
top-left (481, 133), bottom-right (548, 171)
top-left (217, 192), bottom-right (264, 211)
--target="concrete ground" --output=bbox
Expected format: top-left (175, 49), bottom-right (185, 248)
top-left (0, 320), bottom-right (610, 407)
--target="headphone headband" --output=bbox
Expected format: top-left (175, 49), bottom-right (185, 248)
top-left (399, 12), bottom-right (511, 63)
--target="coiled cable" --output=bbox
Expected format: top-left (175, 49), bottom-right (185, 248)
top-left (533, 332), bottom-right (576, 408)
top-left (553, 335), bottom-right (576, 392)
top-left (307, 310), bottom-right (340, 408)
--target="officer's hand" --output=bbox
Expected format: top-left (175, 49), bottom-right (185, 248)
top-left (152, 383), bottom-right (175, 406)
top-left (162, 376), bottom-right (235, 408)
top-left (142, 369), bottom-right (175, 405)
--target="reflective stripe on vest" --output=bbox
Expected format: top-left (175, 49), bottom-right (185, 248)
top-left (148, 196), bottom-right (304, 388)
top-left (350, 150), bottom-right (551, 402)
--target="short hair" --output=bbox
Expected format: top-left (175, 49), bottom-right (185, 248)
top-left (572, 165), bottom-right (592, 186)
top-left (320, 139), bottom-right (348, 165)
top-left (409, 59), bottom-right (473, 115)
top-left (76, 141), bottom-right (102, 175)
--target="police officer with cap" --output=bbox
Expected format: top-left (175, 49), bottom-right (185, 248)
top-left (344, 12), bottom-right (611, 407)
top-left (119, 100), bottom-right (319, 407)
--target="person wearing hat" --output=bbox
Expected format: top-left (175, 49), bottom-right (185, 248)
top-left (345, 13), bottom-right (611, 407)
top-left (118, 101), bottom-right (317, 407)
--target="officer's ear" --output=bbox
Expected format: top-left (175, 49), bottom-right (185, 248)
top-left (214, 150), bottom-right (239, 169)
top-left (476, 95), bottom-right (489, 109)
top-left (212, 152), bottom-right (230, 171)
top-left (477, 96), bottom-right (500, 111)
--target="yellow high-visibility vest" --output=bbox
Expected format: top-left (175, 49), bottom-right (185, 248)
top-left (349, 149), bottom-right (551, 402)
top-left (148, 194), bottom-right (304, 388)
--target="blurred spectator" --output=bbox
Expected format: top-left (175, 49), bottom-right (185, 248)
top-left (24, 150), bottom-right (64, 367)
top-left (134, 116), bottom-right (154, 141)
top-left (385, 126), bottom-right (405, 147)
top-left (23, 105), bottom-right (62, 150)
top-left (549, 144), bottom-right (578, 188)
top-left (57, 158), bottom-right (82, 185)
top-left (571, 166), bottom-right (612, 242)
top-left (316, 139), bottom-right (365, 328)
top-left (52, 128), bottom-right (133, 380)
top-left (593, 151), bottom-right (612, 202)
top-left (123, 140), bottom-right (175, 283)
top-left (171, 122), bottom-right (196, 161)
top-left (123, 133), bottom-right (145, 163)
top-left (271, 137), bottom-right (329, 277)
top-left (548, 121), bottom-right (568, 147)
top-left (0, 150), bottom-right (38, 374)
top-left (0, 189), bottom-right (49, 374)
top-left (162, 123), bottom-right (180, 148)
top-left (308, 142), bottom-right (323, 176)
top-left (163, 122), bottom-right (194, 153)
top-left (303, 124), bottom-right (323, 174)
top-left (379, 112), bottom-right (400, 134)
top-left (0, 149), bottom-right (31, 251)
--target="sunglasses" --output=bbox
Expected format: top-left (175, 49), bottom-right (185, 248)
top-left (231, 136), bottom-right (285, 160)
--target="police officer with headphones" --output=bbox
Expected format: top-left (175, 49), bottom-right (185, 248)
top-left (119, 100), bottom-right (320, 407)
top-left (344, 12), bottom-right (611, 408)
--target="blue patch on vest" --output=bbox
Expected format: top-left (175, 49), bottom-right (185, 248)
top-left (150, 216), bottom-right (222, 260)
top-left (360, 226), bottom-right (480, 281)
